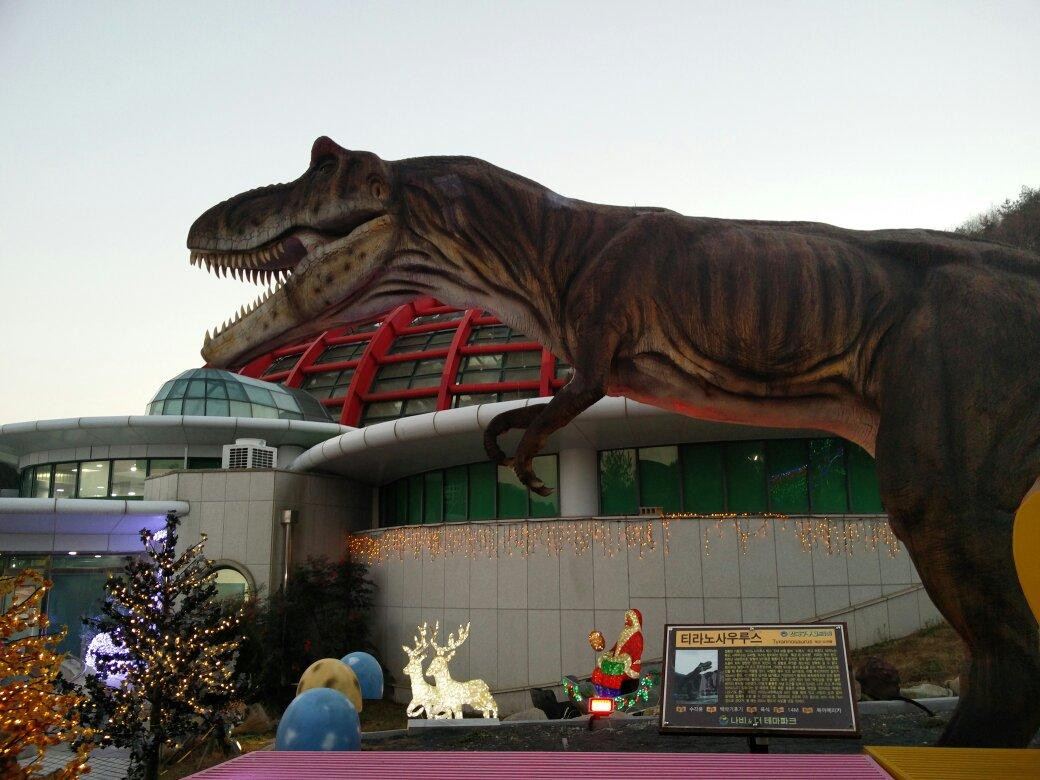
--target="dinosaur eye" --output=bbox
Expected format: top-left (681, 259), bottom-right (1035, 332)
top-left (315, 157), bottom-right (336, 175)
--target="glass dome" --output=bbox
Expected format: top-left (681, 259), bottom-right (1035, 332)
top-left (147, 369), bottom-right (331, 422)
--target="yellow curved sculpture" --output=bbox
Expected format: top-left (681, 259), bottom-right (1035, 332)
top-left (1013, 491), bottom-right (1040, 623)
top-left (297, 658), bottom-right (363, 712)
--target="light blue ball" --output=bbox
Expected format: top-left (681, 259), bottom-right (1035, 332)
top-left (341, 651), bottom-right (383, 700)
top-left (275, 687), bottom-right (361, 751)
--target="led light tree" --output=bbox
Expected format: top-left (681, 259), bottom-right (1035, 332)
top-left (0, 569), bottom-right (92, 779)
top-left (82, 512), bottom-right (244, 780)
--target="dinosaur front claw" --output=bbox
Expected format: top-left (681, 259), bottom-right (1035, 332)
top-left (515, 463), bottom-right (554, 497)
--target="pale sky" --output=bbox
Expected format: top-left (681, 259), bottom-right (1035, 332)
top-left (1, 1), bottom-right (1038, 424)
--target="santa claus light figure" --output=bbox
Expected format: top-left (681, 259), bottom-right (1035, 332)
top-left (590, 608), bottom-right (644, 697)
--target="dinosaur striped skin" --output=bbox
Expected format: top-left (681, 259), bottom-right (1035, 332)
top-left (188, 136), bottom-right (1040, 747)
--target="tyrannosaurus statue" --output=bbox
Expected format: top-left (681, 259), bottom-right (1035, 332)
top-left (187, 136), bottom-right (1040, 747)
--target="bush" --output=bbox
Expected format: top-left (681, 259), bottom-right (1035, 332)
top-left (955, 185), bottom-right (1040, 253)
top-left (229, 556), bottom-right (376, 713)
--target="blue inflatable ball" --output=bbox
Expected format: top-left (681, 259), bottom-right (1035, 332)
top-left (341, 651), bottom-right (383, 700)
top-left (275, 687), bottom-right (361, 751)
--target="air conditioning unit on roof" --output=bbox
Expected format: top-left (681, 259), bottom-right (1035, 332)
top-left (222, 439), bottom-right (277, 470)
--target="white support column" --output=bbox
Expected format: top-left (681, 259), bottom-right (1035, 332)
top-left (558, 447), bottom-right (599, 517)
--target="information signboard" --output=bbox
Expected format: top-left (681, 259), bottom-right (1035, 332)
top-left (659, 623), bottom-right (860, 738)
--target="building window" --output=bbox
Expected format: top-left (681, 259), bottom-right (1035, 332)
top-left (387, 330), bottom-right (455, 354)
top-left (77, 462), bottom-right (110, 498)
top-left (452, 389), bottom-right (538, 408)
top-left (410, 311), bottom-right (462, 326)
top-left (467, 325), bottom-right (528, 344)
top-left (598, 438), bottom-right (885, 516)
top-left (314, 341), bottom-right (369, 365)
top-left (457, 350), bottom-right (540, 385)
top-left (301, 368), bottom-right (356, 400)
top-left (52, 463), bottom-right (78, 499)
top-left (110, 460), bottom-right (146, 498)
top-left (379, 455), bottom-right (560, 526)
top-left (371, 358), bottom-right (445, 393)
top-left (31, 465), bottom-right (53, 499)
top-left (148, 459), bottom-right (184, 477)
top-left (212, 566), bottom-right (251, 601)
top-left (262, 353), bottom-right (302, 376)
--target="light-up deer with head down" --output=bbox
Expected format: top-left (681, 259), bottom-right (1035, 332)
top-left (425, 622), bottom-right (498, 719)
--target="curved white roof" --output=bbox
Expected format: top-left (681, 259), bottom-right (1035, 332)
top-left (0, 415), bottom-right (353, 461)
top-left (289, 396), bottom-right (823, 484)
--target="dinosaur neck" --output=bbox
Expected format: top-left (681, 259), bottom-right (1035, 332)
top-left (395, 157), bottom-right (625, 353)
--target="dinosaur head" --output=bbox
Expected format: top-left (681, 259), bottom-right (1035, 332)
top-left (187, 136), bottom-right (400, 367)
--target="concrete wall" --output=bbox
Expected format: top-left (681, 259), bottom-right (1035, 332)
top-left (364, 517), bottom-right (942, 715)
top-left (145, 469), bottom-right (371, 594)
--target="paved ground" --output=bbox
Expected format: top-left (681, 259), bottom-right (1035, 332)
top-left (21, 745), bottom-right (130, 779)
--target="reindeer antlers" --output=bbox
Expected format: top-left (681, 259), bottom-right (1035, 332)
top-left (432, 622), bottom-right (471, 656)
top-left (405, 620), bottom-right (439, 656)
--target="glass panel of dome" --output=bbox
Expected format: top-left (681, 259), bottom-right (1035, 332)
top-left (502, 350), bottom-right (542, 381)
top-left (766, 439), bottom-right (809, 513)
top-left (271, 392), bottom-right (300, 411)
top-left (229, 400), bottom-right (251, 416)
top-left (163, 399), bottom-right (183, 414)
top-left (244, 385), bottom-right (273, 405)
top-left (388, 333), bottom-right (432, 354)
top-left (78, 461), bottom-right (110, 498)
top-left (183, 399), bottom-right (206, 416)
top-left (155, 380), bottom-right (175, 400)
top-left (206, 381), bottom-right (228, 399)
top-left (725, 441), bottom-right (767, 513)
top-left (32, 466), bottom-right (52, 498)
top-left (148, 458), bottom-right (183, 477)
top-left (111, 460), bottom-right (146, 498)
top-left (226, 381), bottom-right (249, 401)
top-left (207, 399), bottom-right (230, 416)
top-left (529, 455), bottom-right (560, 518)
top-left (847, 445), bottom-right (884, 513)
top-left (411, 359), bottom-right (445, 387)
top-left (263, 353), bottom-right (302, 375)
top-left (170, 378), bottom-right (189, 397)
top-left (186, 380), bottom-right (206, 398)
top-left (315, 341), bottom-right (369, 364)
top-left (52, 463), bottom-right (78, 499)
top-left (680, 443), bottom-right (726, 512)
top-left (249, 404), bottom-right (278, 419)
top-left (809, 438), bottom-right (848, 513)
top-left (637, 446), bottom-right (681, 512)
top-left (302, 368), bottom-right (355, 399)
top-left (148, 402), bottom-right (162, 414)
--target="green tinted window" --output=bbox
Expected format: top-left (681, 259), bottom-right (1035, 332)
top-left (809, 438), bottom-right (849, 513)
top-left (497, 465), bottom-right (528, 519)
top-left (52, 463), bottom-right (78, 499)
top-left (148, 458), bottom-right (183, 477)
top-left (529, 455), bottom-right (560, 518)
top-left (599, 449), bottom-right (638, 515)
top-left (392, 479), bottom-right (409, 524)
top-left (680, 443), bottom-right (726, 512)
top-left (847, 444), bottom-right (884, 513)
top-left (637, 446), bottom-right (681, 512)
top-left (187, 457), bottom-right (222, 470)
top-left (468, 462), bottom-right (496, 520)
top-left (444, 465), bottom-right (468, 522)
top-left (424, 471), bottom-right (444, 523)
top-left (408, 474), bottom-right (424, 523)
top-left (766, 440), bottom-right (809, 513)
top-left (726, 441), bottom-right (767, 512)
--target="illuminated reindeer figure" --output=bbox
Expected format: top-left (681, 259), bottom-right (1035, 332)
top-left (401, 622), bottom-right (442, 719)
top-left (426, 622), bottom-right (499, 719)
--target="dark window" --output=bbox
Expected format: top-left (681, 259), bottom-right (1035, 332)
top-left (467, 324), bottom-right (529, 345)
top-left (457, 350), bottom-right (540, 385)
top-left (387, 330), bottom-right (455, 355)
top-left (314, 341), bottom-right (369, 365)
top-left (410, 311), bottom-right (462, 325)
top-left (452, 389), bottom-right (538, 408)
top-left (599, 449), bottom-right (638, 515)
top-left (301, 368), bottom-right (356, 400)
top-left (263, 353), bottom-right (302, 376)
top-left (370, 358), bottom-right (445, 393)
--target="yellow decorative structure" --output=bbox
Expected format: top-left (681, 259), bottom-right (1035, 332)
top-left (425, 623), bottom-right (498, 719)
top-left (1013, 490), bottom-right (1040, 622)
top-left (297, 658), bottom-right (363, 712)
top-left (864, 745), bottom-right (1040, 779)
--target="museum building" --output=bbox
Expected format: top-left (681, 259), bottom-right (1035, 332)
top-left (0, 297), bottom-right (941, 713)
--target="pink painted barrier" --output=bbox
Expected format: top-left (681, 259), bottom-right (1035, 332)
top-left (188, 750), bottom-right (892, 779)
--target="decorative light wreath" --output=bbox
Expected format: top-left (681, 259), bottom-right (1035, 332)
top-left (561, 670), bottom-right (660, 713)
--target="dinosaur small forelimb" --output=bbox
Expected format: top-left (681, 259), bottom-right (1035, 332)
top-left (482, 404), bottom-right (549, 466)
top-left (510, 376), bottom-right (605, 495)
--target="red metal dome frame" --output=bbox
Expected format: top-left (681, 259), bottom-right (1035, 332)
top-left (235, 297), bottom-right (568, 427)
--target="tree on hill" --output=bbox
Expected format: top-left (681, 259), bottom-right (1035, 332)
top-left (955, 186), bottom-right (1040, 253)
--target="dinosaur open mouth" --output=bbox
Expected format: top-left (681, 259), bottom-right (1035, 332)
top-left (190, 213), bottom-right (391, 362)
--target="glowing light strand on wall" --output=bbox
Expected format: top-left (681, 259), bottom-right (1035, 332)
top-left (346, 513), bottom-right (901, 563)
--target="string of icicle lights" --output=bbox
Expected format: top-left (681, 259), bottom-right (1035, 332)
top-left (345, 513), bottom-right (901, 564)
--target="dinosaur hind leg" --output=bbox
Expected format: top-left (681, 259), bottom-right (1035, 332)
top-left (887, 499), bottom-right (1040, 746)
top-left (483, 404), bottom-right (548, 466)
